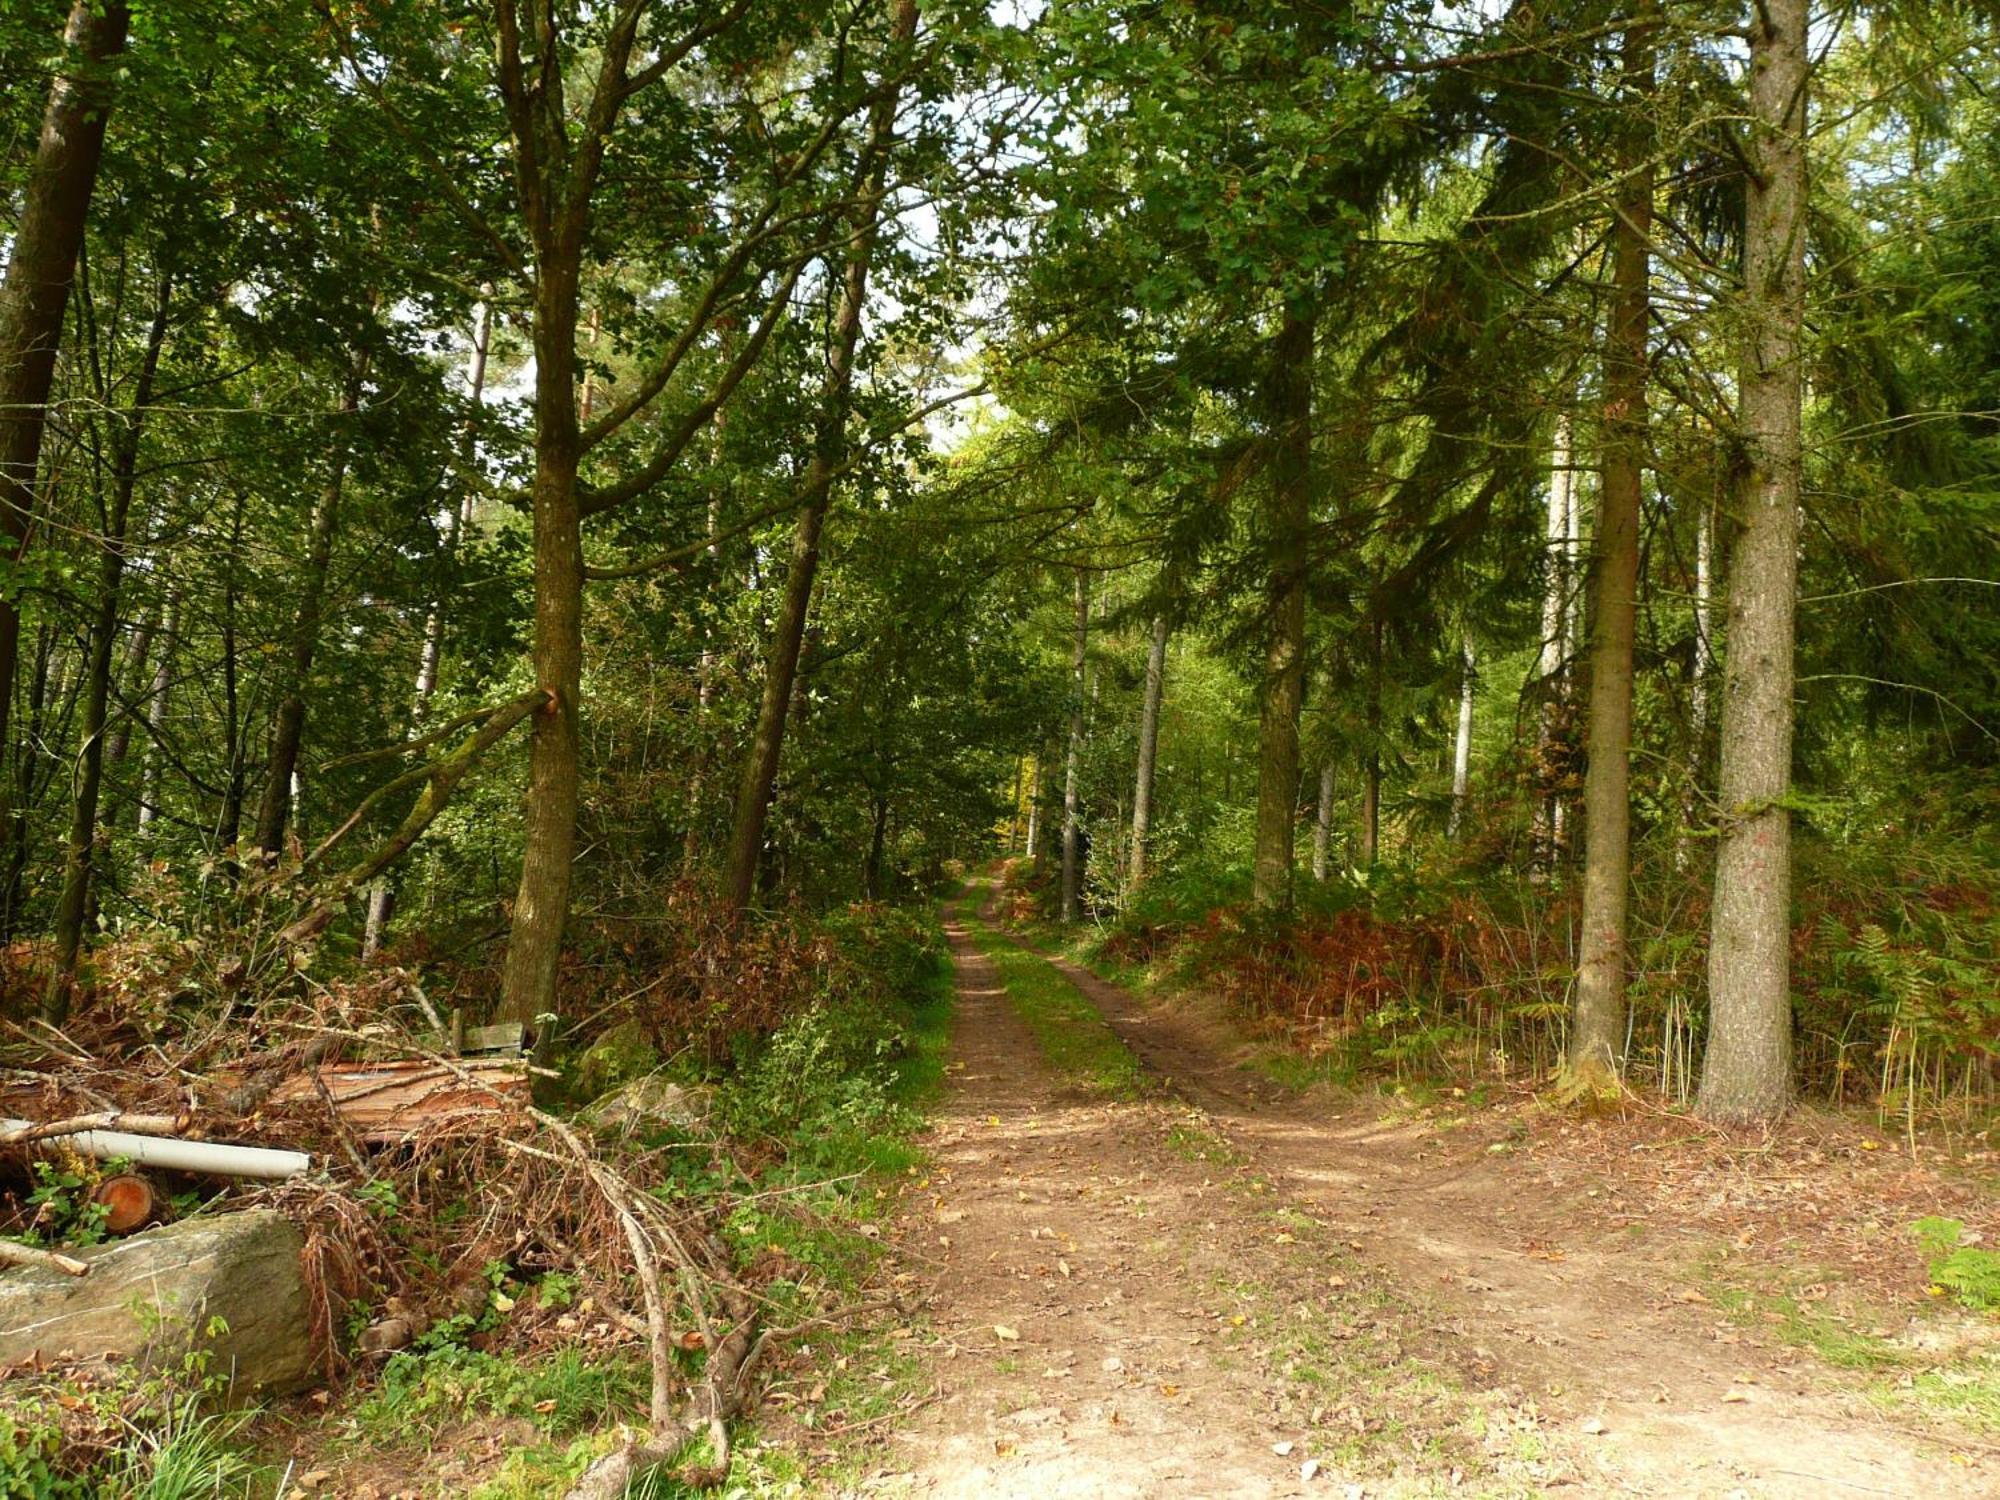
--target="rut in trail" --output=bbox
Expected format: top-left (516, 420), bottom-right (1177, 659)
top-left (859, 891), bottom-right (1995, 1500)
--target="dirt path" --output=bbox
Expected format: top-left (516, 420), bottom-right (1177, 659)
top-left (857, 889), bottom-right (1996, 1499)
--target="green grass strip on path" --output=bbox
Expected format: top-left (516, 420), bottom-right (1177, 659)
top-left (965, 916), bottom-right (1149, 1099)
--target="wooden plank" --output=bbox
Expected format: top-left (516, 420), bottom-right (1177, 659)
top-left (269, 1060), bottom-right (528, 1143)
top-left (461, 1023), bottom-right (527, 1057)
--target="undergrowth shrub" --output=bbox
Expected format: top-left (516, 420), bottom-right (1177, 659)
top-left (1062, 813), bottom-right (1997, 1121)
top-left (715, 905), bottom-right (949, 1175)
top-left (1913, 1217), bottom-right (2000, 1313)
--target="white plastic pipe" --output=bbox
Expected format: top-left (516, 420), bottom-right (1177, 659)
top-left (4, 1119), bottom-right (309, 1180)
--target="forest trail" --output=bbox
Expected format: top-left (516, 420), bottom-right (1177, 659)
top-left (862, 886), bottom-right (1997, 1499)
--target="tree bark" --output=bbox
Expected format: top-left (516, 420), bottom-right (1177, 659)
top-left (253, 356), bottom-right (366, 862)
top-left (1535, 414), bottom-right (1577, 866)
top-left (1449, 636), bottom-right (1476, 840)
top-left (497, 260), bottom-right (586, 1028)
top-left (864, 789), bottom-right (889, 900)
top-left (1128, 613), bottom-right (1168, 888)
top-left (1252, 297), bottom-right (1313, 911)
top-left (216, 495), bottom-right (247, 868)
top-left (135, 594), bottom-right (178, 835)
top-left (722, 0), bottom-right (917, 914)
top-left (1024, 752), bottom-right (1042, 861)
top-left (47, 273), bottom-right (172, 1018)
top-left (1360, 616), bottom-right (1382, 867)
top-left (1570, 19), bottom-right (1653, 1085)
top-left (1698, 0), bottom-right (1807, 1123)
top-left (1312, 761), bottom-right (1336, 881)
top-left (0, 0), bottom-right (130, 848)
top-left (1059, 570), bottom-right (1089, 923)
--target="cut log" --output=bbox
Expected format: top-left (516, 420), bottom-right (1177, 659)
top-left (0, 1210), bottom-right (313, 1395)
top-left (91, 1172), bottom-right (157, 1234)
top-left (269, 1059), bottom-right (528, 1143)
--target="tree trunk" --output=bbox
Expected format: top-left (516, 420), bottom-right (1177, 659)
top-left (680, 495), bottom-right (723, 868)
top-left (1024, 752), bottom-right (1042, 862)
top-left (1692, 496), bottom-right (1714, 744)
top-left (1360, 617), bottom-right (1382, 867)
top-left (1535, 414), bottom-right (1577, 866)
top-left (102, 598), bottom-right (158, 795)
top-left (1570, 21), bottom-right (1653, 1084)
top-left (136, 594), bottom-right (177, 834)
top-left (216, 494), bottom-right (247, 868)
top-left (1449, 636), bottom-right (1476, 839)
top-left (0, 0), bottom-right (130, 842)
top-left (864, 789), bottom-right (889, 901)
top-left (1312, 761), bottom-right (1336, 881)
top-left (1059, 570), bottom-right (1089, 923)
top-left (0, 632), bottom-right (58, 944)
top-left (1252, 296), bottom-right (1313, 911)
top-left (497, 260), bottom-right (586, 1029)
top-left (47, 274), bottom-right (171, 1019)
top-left (1128, 613), bottom-right (1168, 888)
top-left (364, 296), bottom-right (493, 960)
top-left (722, 0), bottom-right (917, 914)
top-left (1698, 0), bottom-right (1807, 1123)
top-left (253, 359), bottom-right (365, 863)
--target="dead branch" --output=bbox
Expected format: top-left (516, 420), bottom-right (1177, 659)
top-left (0, 1240), bottom-right (89, 1276)
top-left (0, 1112), bottom-right (188, 1145)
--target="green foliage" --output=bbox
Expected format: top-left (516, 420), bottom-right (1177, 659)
top-left (715, 905), bottom-right (952, 1178)
top-left (349, 1348), bottom-right (643, 1450)
top-left (17, 1160), bottom-right (111, 1249)
top-left (1913, 1217), bottom-right (2000, 1313)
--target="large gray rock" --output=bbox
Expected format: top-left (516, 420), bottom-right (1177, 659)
top-left (583, 1074), bottom-right (712, 1136)
top-left (0, 1209), bottom-right (313, 1397)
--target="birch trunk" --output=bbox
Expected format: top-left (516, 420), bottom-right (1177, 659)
top-left (1312, 762), bottom-right (1336, 881)
top-left (1449, 637), bottom-right (1475, 839)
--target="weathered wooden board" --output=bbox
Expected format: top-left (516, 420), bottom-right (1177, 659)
top-left (270, 1059), bottom-right (528, 1142)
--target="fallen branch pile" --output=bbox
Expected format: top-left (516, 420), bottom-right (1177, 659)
top-left (0, 967), bottom-right (832, 1493)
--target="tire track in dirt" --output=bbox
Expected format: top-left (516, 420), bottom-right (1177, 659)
top-left (869, 897), bottom-right (1584, 1499)
top-left (1005, 922), bottom-right (1998, 1500)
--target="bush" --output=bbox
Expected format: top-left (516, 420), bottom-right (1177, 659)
top-left (1913, 1217), bottom-right (2000, 1313)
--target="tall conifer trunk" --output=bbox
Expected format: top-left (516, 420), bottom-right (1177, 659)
top-left (1570, 19), bottom-right (1654, 1083)
top-left (1699, 0), bottom-right (1807, 1121)
top-left (1252, 296), bottom-right (1313, 909)
top-left (364, 298), bottom-right (493, 959)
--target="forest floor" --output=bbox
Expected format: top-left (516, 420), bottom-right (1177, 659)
top-left (848, 880), bottom-right (2000, 1499)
